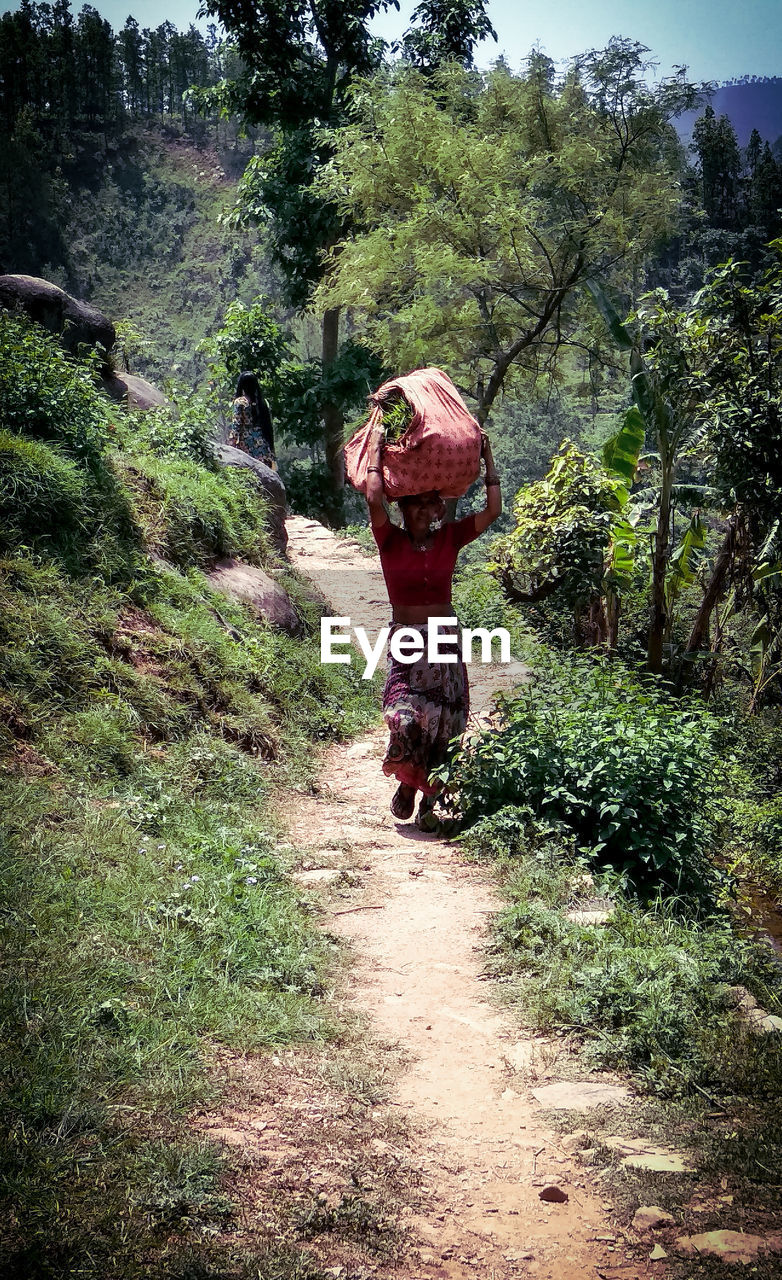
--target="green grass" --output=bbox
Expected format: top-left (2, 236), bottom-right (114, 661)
top-left (0, 315), bottom-right (382, 1274)
top-left (0, 552), bottom-right (380, 1275)
top-left (462, 806), bottom-right (782, 1099)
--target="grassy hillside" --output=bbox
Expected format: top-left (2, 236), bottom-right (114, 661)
top-left (0, 310), bottom-right (380, 1278)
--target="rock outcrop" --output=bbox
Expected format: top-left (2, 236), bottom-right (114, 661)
top-left (212, 442), bottom-right (288, 556)
top-left (0, 274), bottom-right (115, 364)
top-left (103, 372), bottom-right (167, 411)
top-left (206, 558), bottom-right (302, 636)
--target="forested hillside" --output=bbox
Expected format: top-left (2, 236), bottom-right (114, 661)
top-left (0, 1), bottom-right (281, 387)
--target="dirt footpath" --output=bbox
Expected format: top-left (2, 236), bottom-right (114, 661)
top-left (266, 515), bottom-right (653, 1279)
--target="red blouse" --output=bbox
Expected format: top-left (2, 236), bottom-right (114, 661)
top-left (372, 515), bottom-right (479, 607)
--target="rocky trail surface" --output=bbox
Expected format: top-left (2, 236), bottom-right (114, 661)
top-left (195, 517), bottom-right (729, 1279)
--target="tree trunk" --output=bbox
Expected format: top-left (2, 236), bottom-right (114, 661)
top-left (647, 464), bottom-right (673, 674)
top-left (684, 513), bottom-right (740, 655)
top-left (321, 305), bottom-right (344, 493)
top-left (605, 590), bottom-right (621, 652)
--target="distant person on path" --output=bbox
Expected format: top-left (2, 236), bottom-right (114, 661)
top-left (365, 428), bottom-right (502, 830)
top-left (229, 371), bottom-right (277, 470)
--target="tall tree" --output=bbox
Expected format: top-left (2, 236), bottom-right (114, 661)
top-left (692, 104), bottom-right (741, 227)
top-left (400, 0), bottom-right (495, 69)
top-left (316, 43), bottom-right (697, 426)
top-left (198, 0), bottom-right (495, 494)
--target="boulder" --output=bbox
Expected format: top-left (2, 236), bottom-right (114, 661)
top-left (206, 558), bottom-right (302, 636)
top-left (0, 274), bottom-right (115, 364)
top-left (103, 372), bottom-right (167, 411)
top-left (212, 442), bottom-right (288, 555)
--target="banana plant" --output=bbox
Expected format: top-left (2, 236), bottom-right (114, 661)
top-left (748, 615), bottom-right (782, 715)
top-left (587, 279), bottom-right (705, 673)
top-left (665, 511), bottom-right (706, 613)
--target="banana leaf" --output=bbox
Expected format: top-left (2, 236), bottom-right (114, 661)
top-left (753, 520), bottom-right (781, 583)
top-left (585, 280), bottom-right (634, 350)
top-left (602, 405), bottom-right (645, 488)
top-left (665, 512), bottom-right (706, 608)
top-left (605, 516), bottom-right (638, 589)
top-left (750, 615), bottom-right (772, 682)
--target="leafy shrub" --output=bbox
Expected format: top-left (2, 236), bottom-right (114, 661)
top-left (114, 391), bottom-right (217, 465)
top-left (453, 565), bottom-right (514, 632)
top-left (437, 652), bottom-right (718, 891)
top-left (490, 441), bottom-right (618, 606)
top-left (0, 432), bottom-right (88, 555)
top-left (0, 310), bottom-right (111, 473)
top-left (0, 313), bottom-right (141, 579)
top-left (494, 890), bottom-right (782, 1094)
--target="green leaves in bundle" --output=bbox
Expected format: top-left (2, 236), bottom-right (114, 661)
top-left (379, 392), bottom-right (414, 443)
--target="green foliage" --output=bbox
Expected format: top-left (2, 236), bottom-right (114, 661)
top-left (317, 48), bottom-right (697, 420)
top-left (378, 392), bottom-right (414, 442)
top-left (0, 312), bottom-right (140, 580)
top-left (115, 390), bottom-right (218, 466)
top-left (209, 297), bottom-right (384, 456)
top-left (666, 511), bottom-right (706, 609)
top-left (0, 759), bottom-right (332, 1273)
top-left (715, 707), bottom-right (782, 893)
top-left (494, 881), bottom-right (782, 1096)
top-left (461, 805), bottom-right (782, 1096)
top-left (0, 548), bottom-right (380, 1276)
top-left (452, 564), bottom-right (519, 634)
top-left (0, 431), bottom-right (88, 551)
top-left (601, 405), bottom-right (645, 486)
top-left (436, 650), bottom-right (718, 892)
top-left (400, 0), bottom-right (496, 70)
top-left (490, 442), bottom-right (620, 606)
top-left (0, 309), bottom-right (111, 472)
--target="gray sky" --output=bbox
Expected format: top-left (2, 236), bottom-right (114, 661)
top-left (5, 0), bottom-right (781, 83)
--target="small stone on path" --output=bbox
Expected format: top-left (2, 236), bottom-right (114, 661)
top-left (539, 1185), bottom-right (569, 1202)
top-left (649, 1244), bottom-right (668, 1260)
top-left (531, 1081), bottom-right (632, 1109)
top-left (560, 1129), bottom-right (590, 1153)
top-left (291, 869), bottom-right (342, 885)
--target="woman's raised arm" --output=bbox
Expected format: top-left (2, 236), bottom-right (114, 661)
top-left (365, 425), bottom-right (388, 528)
top-left (473, 433), bottom-right (502, 534)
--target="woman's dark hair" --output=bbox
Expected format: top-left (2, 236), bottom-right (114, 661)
top-left (235, 370), bottom-right (262, 401)
top-left (234, 371), bottom-right (274, 454)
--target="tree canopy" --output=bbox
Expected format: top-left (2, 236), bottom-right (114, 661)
top-left (315, 42), bottom-right (698, 422)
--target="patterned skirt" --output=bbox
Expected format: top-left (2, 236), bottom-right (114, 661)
top-left (381, 620), bottom-right (469, 796)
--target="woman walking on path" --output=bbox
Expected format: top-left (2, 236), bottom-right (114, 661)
top-left (229, 372), bottom-right (277, 470)
top-left (365, 426), bottom-right (502, 829)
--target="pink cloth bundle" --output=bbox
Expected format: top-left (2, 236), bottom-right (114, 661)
top-left (344, 367), bottom-right (482, 499)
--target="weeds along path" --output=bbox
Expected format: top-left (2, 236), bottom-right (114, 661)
top-left (281, 516), bottom-right (651, 1280)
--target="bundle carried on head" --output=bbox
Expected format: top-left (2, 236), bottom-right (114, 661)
top-left (344, 367), bottom-right (482, 500)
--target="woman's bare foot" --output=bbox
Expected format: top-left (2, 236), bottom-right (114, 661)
top-left (390, 783), bottom-right (416, 820)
